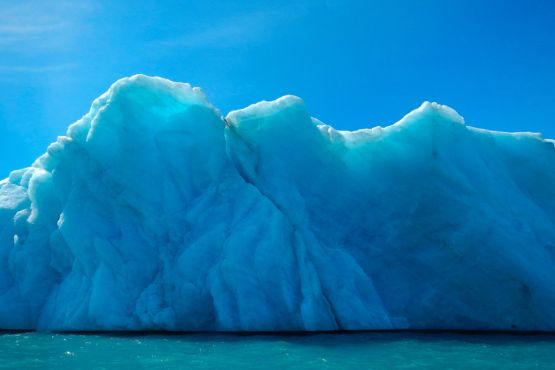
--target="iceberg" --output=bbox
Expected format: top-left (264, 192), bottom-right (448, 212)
top-left (1, 75), bottom-right (555, 331)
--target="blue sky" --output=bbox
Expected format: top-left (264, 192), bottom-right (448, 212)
top-left (1, 0), bottom-right (554, 175)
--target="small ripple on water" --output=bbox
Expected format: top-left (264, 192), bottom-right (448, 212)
top-left (1, 331), bottom-right (555, 369)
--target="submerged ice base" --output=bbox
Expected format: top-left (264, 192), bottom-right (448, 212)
top-left (1, 75), bottom-right (555, 332)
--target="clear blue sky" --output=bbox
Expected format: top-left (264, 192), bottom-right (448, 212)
top-left (1, 0), bottom-right (554, 176)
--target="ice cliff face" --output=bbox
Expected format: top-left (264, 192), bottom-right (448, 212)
top-left (2, 75), bottom-right (555, 331)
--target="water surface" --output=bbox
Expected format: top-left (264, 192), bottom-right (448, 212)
top-left (1, 331), bottom-right (554, 369)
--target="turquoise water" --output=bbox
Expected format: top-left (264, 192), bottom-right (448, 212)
top-left (1, 331), bottom-right (555, 369)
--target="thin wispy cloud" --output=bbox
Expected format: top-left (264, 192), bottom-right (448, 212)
top-left (0, 1), bottom-right (95, 76)
top-left (0, 63), bottom-right (78, 74)
top-left (0, 0), bottom-right (95, 54)
top-left (155, 4), bottom-right (310, 50)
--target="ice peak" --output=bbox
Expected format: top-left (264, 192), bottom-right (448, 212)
top-left (226, 95), bottom-right (307, 127)
top-left (105, 74), bottom-right (218, 114)
top-left (404, 101), bottom-right (465, 126)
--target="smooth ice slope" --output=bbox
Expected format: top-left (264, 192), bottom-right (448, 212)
top-left (1, 75), bottom-right (555, 331)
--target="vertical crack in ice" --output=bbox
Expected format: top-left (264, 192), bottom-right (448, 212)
top-left (223, 121), bottom-right (339, 330)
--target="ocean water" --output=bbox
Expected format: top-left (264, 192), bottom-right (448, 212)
top-left (1, 331), bottom-right (555, 369)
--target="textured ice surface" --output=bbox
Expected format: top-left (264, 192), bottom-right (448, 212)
top-left (2, 75), bottom-right (555, 331)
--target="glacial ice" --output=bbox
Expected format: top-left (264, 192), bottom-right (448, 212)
top-left (1, 74), bottom-right (555, 331)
